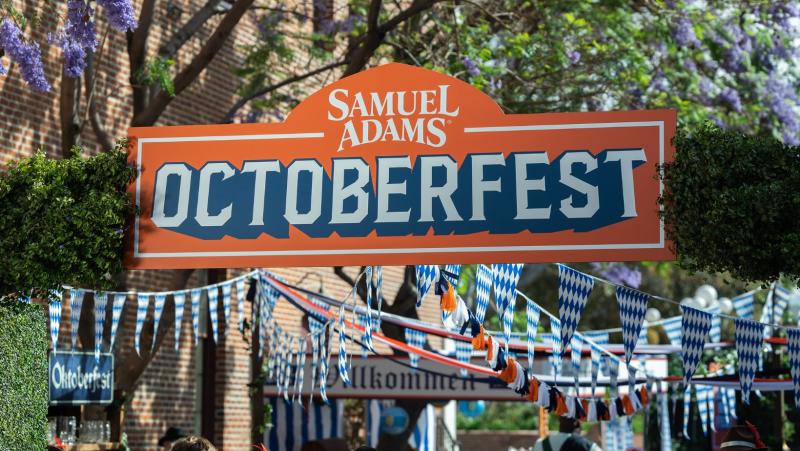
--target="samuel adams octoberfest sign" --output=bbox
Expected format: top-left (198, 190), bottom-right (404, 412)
top-left (126, 63), bottom-right (675, 269)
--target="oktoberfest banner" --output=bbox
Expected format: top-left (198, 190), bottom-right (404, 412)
top-left (125, 63), bottom-right (675, 269)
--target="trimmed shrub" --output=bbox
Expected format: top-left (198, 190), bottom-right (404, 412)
top-left (661, 124), bottom-right (800, 285)
top-left (0, 301), bottom-right (48, 449)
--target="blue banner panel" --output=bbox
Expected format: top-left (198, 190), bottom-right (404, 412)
top-left (49, 351), bottom-right (114, 405)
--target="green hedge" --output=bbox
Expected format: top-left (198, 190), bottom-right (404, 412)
top-left (0, 301), bottom-right (48, 449)
top-left (0, 143), bottom-right (135, 301)
top-left (661, 124), bottom-right (800, 285)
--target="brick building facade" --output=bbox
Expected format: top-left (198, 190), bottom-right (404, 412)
top-left (1, 1), bottom-right (440, 449)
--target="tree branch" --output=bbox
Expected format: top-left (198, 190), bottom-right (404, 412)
top-left (59, 70), bottom-right (82, 157)
top-left (127, 0), bottom-right (156, 118)
top-left (158, 0), bottom-right (223, 60)
top-left (132, 0), bottom-right (256, 127)
top-left (221, 59), bottom-right (348, 123)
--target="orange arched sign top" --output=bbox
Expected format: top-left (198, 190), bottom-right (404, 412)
top-left (126, 63), bottom-right (676, 269)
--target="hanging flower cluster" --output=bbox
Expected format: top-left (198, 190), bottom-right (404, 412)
top-left (0, 0), bottom-right (136, 89)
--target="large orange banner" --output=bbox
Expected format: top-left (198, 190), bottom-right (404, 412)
top-left (126, 63), bottom-right (675, 269)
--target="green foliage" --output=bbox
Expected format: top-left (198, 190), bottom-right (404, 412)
top-left (661, 123), bottom-right (800, 285)
top-left (0, 301), bottom-right (48, 449)
top-left (137, 57), bottom-right (176, 97)
top-left (0, 142), bottom-right (136, 301)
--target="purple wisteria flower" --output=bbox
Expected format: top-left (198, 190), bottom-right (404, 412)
top-left (97, 0), bottom-right (137, 32)
top-left (0, 19), bottom-right (50, 91)
top-left (591, 263), bottom-right (642, 288)
top-left (765, 73), bottom-right (800, 140)
top-left (567, 50), bottom-right (581, 65)
top-left (56, 0), bottom-right (98, 77)
top-left (673, 16), bottom-right (701, 47)
top-left (720, 87), bottom-right (743, 112)
top-left (463, 56), bottom-right (480, 77)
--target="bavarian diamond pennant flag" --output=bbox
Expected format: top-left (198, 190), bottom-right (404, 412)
top-left (415, 265), bottom-right (439, 308)
top-left (557, 265), bottom-right (594, 358)
top-left (526, 298), bottom-right (541, 371)
top-left (109, 293), bottom-right (127, 349)
top-left (662, 316), bottom-right (682, 346)
top-left (680, 305), bottom-right (713, 386)
top-left (787, 328), bottom-right (800, 410)
top-left (732, 291), bottom-right (755, 320)
top-left (49, 291), bottom-right (63, 352)
top-left (616, 286), bottom-right (649, 365)
top-left (135, 293), bottom-right (150, 355)
top-left (152, 293), bottom-right (167, 352)
top-left (222, 281), bottom-right (232, 333)
top-left (94, 292), bottom-right (107, 361)
top-left (493, 263), bottom-right (524, 344)
top-left (69, 288), bottom-right (85, 349)
top-left (733, 318), bottom-right (764, 404)
top-left (207, 286), bottom-right (220, 343)
top-left (173, 291), bottom-right (186, 350)
top-left (474, 264), bottom-right (492, 324)
top-left (235, 278), bottom-right (246, 333)
top-left (444, 264), bottom-right (462, 285)
top-left (456, 340), bottom-right (472, 377)
top-left (191, 288), bottom-right (202, 345)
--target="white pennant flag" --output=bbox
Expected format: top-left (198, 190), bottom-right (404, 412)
top-left (49, 291), bottom-right (64, 352)
top-left (191, 288), bottom-right (202, 345)
top-left (236, 278), bottom-right (246, 333)
top-left (207, 286), bottom-right (219, 343)
top-left (173, 291), bottom-right (186, 350)
top-left (70, 288), bottom-right (85, 349)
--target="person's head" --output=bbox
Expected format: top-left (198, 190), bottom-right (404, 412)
top-left (170, 436), bottom-right (217, 451)
top-left (719, 422), bottom-right (767, 451)
top-left (558, 416), bottom-right (581, 433)
top-left (159, 427), bottom-right (188, 449)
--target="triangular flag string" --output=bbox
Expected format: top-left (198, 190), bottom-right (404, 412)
top-left (152, 293), bottom-right (166, 352)
top-left (733, 318), bottom-right (764, 404)
top-left (474, 264), bottom-right (492, 324)
top-left (207, 286), bottom-right (219, 343)
top-left (788, 328), bottom-right (800, 411)
top-left (49, 291), bottom-right (63, 352)
top-left (109, 293), bottom-right (126, 349)
top-left (415, 265), bottom-right (439, 308)
top-left (557, 264), bottom-right (594, 366)
top-left (190, 288), bottom-right (202, 345)
top-left (173, 291), bottom-right (186, 350)
top-left (134, 293), bottom-right (150, 355)
top-left (235, 278), bottom-right (246, 333)
top-left (222, 281), bottom-right (232, 334)
top-left (492, 263), bottom-right (524, 346)
top-left (680, 305), bottom-right (713, 387)
top-left (94, 292), bottom-right (107, 361)
top-left (615, 286), bottom-right (649, 365)
top-left (526, 299), bottom-right (541, 373)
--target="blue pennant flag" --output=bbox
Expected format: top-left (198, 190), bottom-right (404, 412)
top-left (135, 293), bottom-right (150, 355)
top-left (94, 292), bottom-right (107, 361)
top-left (338, 305), bottom-right (350, 385)
top-left (787, 328), bottom-right (800, 411)
top-left (236, 278), bottom-right (246, 333)
top-left (474, 264), bottom-right (492, 324)
top-left (455, 340), bottom-right (472, 377)
top-left (405, 328), bottom-right (426, 368)
top-left (364, 266), bottom-right (374, 351)
top-left (732, 291), bottom-right (755, 320)
top-left (680, 305), bottom-right (713, 387)
top-left (733, 318), bottom-right (764, 404)
top-left (615, 286), bottom-right (649, 365)
top-left (444, 264), bottom-right (461, 285)
top-left (415, 265), bottom-right (439, 308)
top-left (190, 288), bottom-right (202, 345)
top-left (708, 304), bottom-right (721, 343)
top-left (222, 281), bottom-right (232, 333)
top-left (661, 316), bottom-right (682, 346)
top-left (173, 291), bottom-right (186, 350)
top-left (526, 299), bottom-right (541, 372)
top-left (69, 288), bottom-right (85, 349)
top-left (207, 287), bottom-right (219, 343)
top-left (557, 265), bottom-right (594, 359)
top-left (375, 266), bottom-right (383, 330)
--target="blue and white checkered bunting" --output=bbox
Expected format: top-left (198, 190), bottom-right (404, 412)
top-left (544, 317), bottom-right (562, 377)
top-left (173, 291), bottom-right (186, 350)
top-left (762, 283), bottom-right (788, 338)
top-left (708, 304), bottom-right (721, 343)
top-left (605, 355), bottom-right (619, 396)
top-left (570, 334), bottom-right (583, 386)
top-left (787, 328), bottom-right (800, 411)
top-left (207, 287), bottom-right (219, 343)
top-left (583, 330), bottom-right (609, 379)
top-left (49, 291), bottom-right (63, 352)
top-left (682, 386), bottom-right (692, 438)
top-left (152, 293), bottom-right (166, 352)
top-left (526, 299), bottom-right (541, 371)
top-left (191, 288), bottom-right (202, 345)
top-left (337, 306), bottom-right (350, 385)
top-left (222, 281), bottom-right (232, 333)
top-left (733, 318), bottom-right (764, 404)
top-left (109, 293), bottom-right (126, 349)
top-left (415, 265), bottom-right (439, 308)
top-left (358, 313), bottom-right (371, 358)
top-left (236, 279), bottom-right (246, 333)
top-left (69, 289), bottom-right (85, 349)
top-left (661, 316), bottom-right (682, 346)
top-left (492, 263), bottom-right (524, 344)
top-left (732, 292), bottom-right (755, 320)
top-left (590, 343), bottom-right (602, 395)
top-left (680, 305), bottom-right (713, 386)
top-left (310, 333), bottom-right (320, 397)
top-left (135, 293), bottom-right (150, 355)
top-left (320, 323), bottom-right (331, 403)
top-left (375, 266), bottom-right (383, 330)
top-left (659, 388), bottom-right (673, 451)
top-left (405, 328), bottom-right (426, 368)
top-left (444, 264), bottom-right (461, 285)
top-left (475, 264), bottom-right (492, 324)
top-left (456, 340), bottom-right (472, 377)
top-left (557, 265), bottom-right (594, 359)
top-left (696, 385), bottom-right (714, 435)
top-left (94, 292), bottom-right (107, 361)
top-left (615, 286), bottom-right (649, 365)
